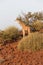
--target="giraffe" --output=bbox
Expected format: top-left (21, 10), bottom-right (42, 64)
top-left (16, 18), bottom-right (30, 37)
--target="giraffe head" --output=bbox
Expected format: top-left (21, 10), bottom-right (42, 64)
top-left (16, 17), bottom-right (21, 23)
top-left (15, 17), bottom-right (24, 25)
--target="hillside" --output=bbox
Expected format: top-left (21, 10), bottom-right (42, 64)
top-left (0, 39), bottom-right (43, 65)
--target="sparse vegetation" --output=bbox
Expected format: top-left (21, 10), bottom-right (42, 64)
top-left (0, 11), bottom-right (43, 65)
top-left (18, 32), bottom-right (43, 51)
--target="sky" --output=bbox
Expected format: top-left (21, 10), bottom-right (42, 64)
top-left (0, 0), bottom-right (43, 30)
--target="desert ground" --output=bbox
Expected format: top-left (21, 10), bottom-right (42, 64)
top-left (0, 38), bottom-right (43, 65)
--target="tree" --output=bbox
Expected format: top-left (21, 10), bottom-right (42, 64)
top-left (16, 11), bottom-right (43, 29)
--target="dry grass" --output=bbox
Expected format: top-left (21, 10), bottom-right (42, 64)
top-left (18, 32), bottom-right (43, 51)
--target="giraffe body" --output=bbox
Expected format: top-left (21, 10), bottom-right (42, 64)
top-left (16, 20), bottom-right (30, 37)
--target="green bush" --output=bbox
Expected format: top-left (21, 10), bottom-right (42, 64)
top-left (18, 32), bottom-right (43, 51)
top-left (0, 26), bottom-right (19, 44)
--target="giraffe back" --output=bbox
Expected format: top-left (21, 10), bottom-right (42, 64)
top-left (16, 20), bottom-right (30, 32)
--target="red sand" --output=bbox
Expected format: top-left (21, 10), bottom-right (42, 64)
top-left (0, 40), bottom-right (43, 65)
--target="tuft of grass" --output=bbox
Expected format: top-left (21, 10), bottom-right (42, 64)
top-left (18, 32), bottom-right (43, 51)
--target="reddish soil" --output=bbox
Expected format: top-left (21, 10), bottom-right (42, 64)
top-left (0, 40), bottom-right (43, 65)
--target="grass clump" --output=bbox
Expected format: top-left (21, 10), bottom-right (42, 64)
top-left (18, 32), bottom-right (43, 51)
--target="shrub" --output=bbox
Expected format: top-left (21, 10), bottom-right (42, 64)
top-left (18, 32), bottom-right (43, 51)
top-left (31, 20), bottom-right (43, 31)
top-left (0, 26), bottom-right (19, 44)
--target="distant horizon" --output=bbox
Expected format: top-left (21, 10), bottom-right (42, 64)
top-left (0, 0), bottom-right (43, 30)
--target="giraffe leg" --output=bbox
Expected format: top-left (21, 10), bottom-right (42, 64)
top-left (23, 29), bottom-right (25, 37)
top-left (28, 28), bottom-right (30, 35)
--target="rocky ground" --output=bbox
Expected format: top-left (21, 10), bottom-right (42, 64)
top-left (0, 40), bottom-right (43, 65)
